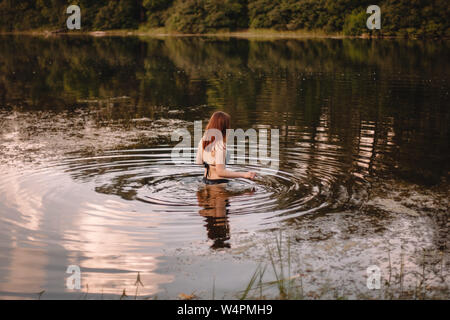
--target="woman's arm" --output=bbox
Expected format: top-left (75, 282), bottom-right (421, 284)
top-left (215, 164), bottom-right (256, 180)
top-left (213, 141), bottom-right (256, 179)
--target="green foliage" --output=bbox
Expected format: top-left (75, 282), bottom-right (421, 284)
top-left (248, 0), bottom-right (278, 29)
top-left (143, 0), bottom-right (173, 27)
top-left (343, 9), bottom-right (366, 36)
top-left (165, 0), bottom-right (207, 33)
top-left (381, 0), bottom-right (449, 37)
top-left (94, 0), bottom-right (140, 30)
top-left (143, 0), bottom-right (170, 11)
top-left (0, 0), bottom-right (448, 37)
top-left (166, 0), bottom-right (247, 33)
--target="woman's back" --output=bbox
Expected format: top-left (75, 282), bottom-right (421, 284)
top-left (196, 111), bottom-right (255, 182)
top-left (196, 138), bottom-right (226, 180)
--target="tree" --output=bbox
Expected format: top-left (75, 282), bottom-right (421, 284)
top-left (94, 0), bottom-right (140, 30)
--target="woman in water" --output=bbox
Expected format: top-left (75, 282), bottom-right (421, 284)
top-left (196, 111), bottom-right (256, 184)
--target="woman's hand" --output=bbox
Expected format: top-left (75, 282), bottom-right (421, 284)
top-left (243, 171), bottom-right (256, 180)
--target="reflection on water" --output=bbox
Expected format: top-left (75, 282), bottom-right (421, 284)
top-left (197, 185), bottom-right (232, 249)
top-left (0, 36), bottom-right (448, 299)
top-left (197, 184), bottom-right (256, 249)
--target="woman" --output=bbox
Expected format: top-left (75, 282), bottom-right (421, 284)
top-left (196, 111), bottom-right (256, 184)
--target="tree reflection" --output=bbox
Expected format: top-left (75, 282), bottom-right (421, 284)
top-left (0, 35), bottom-right (448, 183)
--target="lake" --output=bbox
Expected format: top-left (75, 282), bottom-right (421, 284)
top-left (0, 35), bottom-right (448, 299)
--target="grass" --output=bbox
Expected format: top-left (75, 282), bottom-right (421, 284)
top-left (238, 232), bottom-right (448, 300)
top-left (1, 28), bottom-right (352, 39)
top-left (32, 233), bottom-right (447, 300)
top-left (238, 231), bottom-right (305, 300)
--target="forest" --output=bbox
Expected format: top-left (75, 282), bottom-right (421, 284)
top-left (0, 0), bottom-right (448, 37)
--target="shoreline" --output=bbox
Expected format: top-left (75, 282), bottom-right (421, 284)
top-left (0, 28), bottom-right (441, 40)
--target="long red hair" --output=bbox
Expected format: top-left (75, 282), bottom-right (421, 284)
top-left (202, 111), bottom-right (231, 149)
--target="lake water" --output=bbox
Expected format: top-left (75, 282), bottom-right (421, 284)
top-left (0, 35), bottom-right (448, 299)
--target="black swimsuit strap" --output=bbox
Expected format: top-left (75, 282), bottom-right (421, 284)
top-left (203, 161), bottom-right (209, 178)
top-left (202, 161), bottom-right (227, 184)
top-left (203, 161), bottom-right (215, 178)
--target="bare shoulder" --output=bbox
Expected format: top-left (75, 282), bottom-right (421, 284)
top-left (215, 139), bottom-right (226, 150)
